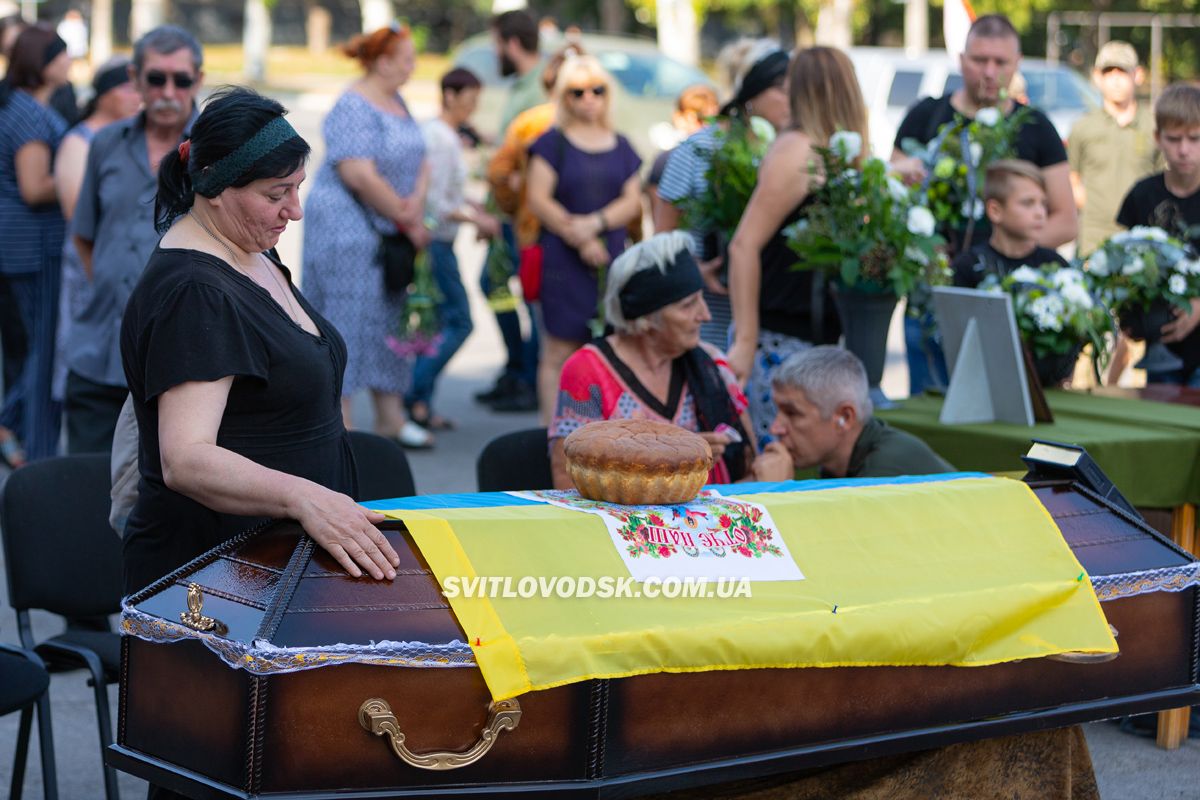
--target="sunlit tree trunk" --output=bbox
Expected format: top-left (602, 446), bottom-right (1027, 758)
top-left (360, 0), bottom-right (395, 34)
top-left (243, 0), bottom-right (271, 82)
top-left (656, 0), bottom-right (699, 67)
top-left (814, 0), bottom-right (853, 50)
top-left (90, 0), bottom-right (113, 64)
top-left (905, 0), bottom-right (928, 55)
top-left (599, 0), bottom-right (626, 33)
top-left (129, 0), bottom-right (166, 41)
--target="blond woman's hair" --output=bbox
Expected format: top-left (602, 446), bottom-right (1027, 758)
top-left (787, 47), bottom-right (868, 166)
top-left (553, 53), bottom-right (615, 130)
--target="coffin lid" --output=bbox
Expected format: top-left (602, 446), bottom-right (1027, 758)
top-left (122, 519), bottom-right (474, 675)
top-left (121, 480), bottom-right (1200, 677)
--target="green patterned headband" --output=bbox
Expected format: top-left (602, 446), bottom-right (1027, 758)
top-left (190, 116), bottom-right (300, 197)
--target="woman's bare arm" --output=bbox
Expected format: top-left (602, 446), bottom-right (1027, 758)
top-left (726, 132), bottom-right (813, 382)
top-left (158, 377), bottom-right (399, 580)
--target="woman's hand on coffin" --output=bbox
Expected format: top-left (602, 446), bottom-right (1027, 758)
top-left (294, 489), bottom-right (400, 580)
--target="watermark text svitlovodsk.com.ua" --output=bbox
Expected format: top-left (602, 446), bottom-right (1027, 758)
top-left (441, 576), bottom-right (753, 599)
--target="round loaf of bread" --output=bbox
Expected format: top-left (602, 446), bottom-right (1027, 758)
top-left (563, 419), bottom-right (713, 505)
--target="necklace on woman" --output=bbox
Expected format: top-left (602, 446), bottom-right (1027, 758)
top-left (188, 209), bottom-right (302, 324)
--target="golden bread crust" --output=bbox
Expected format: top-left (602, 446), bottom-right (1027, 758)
top-left (563, 420), bottom-right (713, 504)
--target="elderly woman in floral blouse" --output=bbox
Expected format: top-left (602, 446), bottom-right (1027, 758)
top-left (549, 232), bottom-right (755, 489)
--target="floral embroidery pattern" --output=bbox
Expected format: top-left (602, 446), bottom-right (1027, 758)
top-left (522, 490), bottom-right (784, 561)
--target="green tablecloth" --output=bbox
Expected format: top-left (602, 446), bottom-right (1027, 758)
top-left (1044, 389), bottom-right (1200, 432)
top-left (878, 392), bottom-right (1200, 508)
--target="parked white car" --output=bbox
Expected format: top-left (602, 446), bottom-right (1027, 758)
top-left (846, 47), bottom-right (1102, 158)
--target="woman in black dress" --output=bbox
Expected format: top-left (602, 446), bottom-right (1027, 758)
top-left (120, 87), bottom-right (400, 596)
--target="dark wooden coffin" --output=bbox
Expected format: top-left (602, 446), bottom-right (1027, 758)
top-left (109, 480), bottom-right (1200, 799)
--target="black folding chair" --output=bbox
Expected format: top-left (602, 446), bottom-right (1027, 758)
top-left (0, 640), bottom-right (57, 800)
top-left (347, 430), bottom-right (417, 501)
top-left (476, 428), bottom-right (554, 492)
top-left (1, 454), bottom-right (122, 800)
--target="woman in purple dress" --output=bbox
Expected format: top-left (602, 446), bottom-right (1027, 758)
top-left (526, 54), bottom-right (642, 421)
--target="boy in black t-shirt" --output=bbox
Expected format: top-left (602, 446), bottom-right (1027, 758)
top-left (953, 159), bottom-right (1069, 289)
top-left (1115, 83), bottom-right (1200, 386)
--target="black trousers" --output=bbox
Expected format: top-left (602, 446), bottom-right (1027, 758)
top-left (0, 275), bottom-right (27, 394)
top-left (65, 370), bottom-right (126, 455)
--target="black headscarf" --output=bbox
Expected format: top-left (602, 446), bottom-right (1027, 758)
top-left (720, 49), bottom-right (789, 118)
top-left (617, 248), bottom-right (751, 481)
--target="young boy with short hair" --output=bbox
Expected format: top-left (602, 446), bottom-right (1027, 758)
top-left (1116, 83), bottom-right (1200, 385)
top-left (952, 159), bottom-right (1069, 289)
top-left (405, 67), bottom-right (501, 431)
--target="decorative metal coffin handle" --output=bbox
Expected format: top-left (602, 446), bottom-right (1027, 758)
top-left (1048, 624), bottom-right (1119, 664)
top-left (179, 583), bottom-right (227, 634)
top-left (358, 697), bottom-right (521, 770)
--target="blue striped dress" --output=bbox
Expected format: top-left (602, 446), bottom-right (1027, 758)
top-left (0, 89), bottom-right (67, 459)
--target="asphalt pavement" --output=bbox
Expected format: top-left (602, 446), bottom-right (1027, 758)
top-left (0, 79), bottom-right (1197, 799)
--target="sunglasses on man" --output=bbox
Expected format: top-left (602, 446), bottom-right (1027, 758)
top-left (144, 70), bottom-right (196, 89)
top-left (568, 85), bottom-right (607, 99)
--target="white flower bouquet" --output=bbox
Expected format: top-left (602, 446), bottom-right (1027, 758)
top-left (786, 130), bottom-right (949, 298)
top-left (1085, 226), bottom-right (1200, 314)
top-left (899, 101), bottom-right (1032, 244)
top-left (981, 264), bottom-right (1112, 384)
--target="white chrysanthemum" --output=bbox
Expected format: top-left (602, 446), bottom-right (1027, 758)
top-left (1030, 294), bottom-right (1065, 331)
top-left (968, 142), bottom-right (983, 166)
top-left (1177, 258), bottom-right (1200, 276)
top-left (1009, 266), bottom-right (1044, 285)
top-left (1169, 274), bottom-right (1189, 296)
top-left (906, 206), bottom-right (936, 237)
top-left (1130, 225), bottom-right (1169, 242)
top-left (783, 219), bottom-right (810, 238)
top-left (1122, 256), bottom-right (1146, 276)
top-left (1051, 268), bottom-right (1085, 288)
top-left (829, 130), bottom-right (862, 161)
top-left (1060, 281), bottom-right (1094, 310)
top-left (1088, 249), bottom-right (1110, 276)
top-left (975, 107), bottom-right (1001, 126)
top-left (886, 175), bottom-right (909, 203)
top-left (961, 198), bottom-right (984, 220)
top-left (749, 115), bottom-right (776, 144)
top-left (1109, 231), bottom-right (1131, 245)
top-left (903, 244), bottom-right (930, 266)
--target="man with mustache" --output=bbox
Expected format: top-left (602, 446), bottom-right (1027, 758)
top-left (66, 25), bottom-right (203, 454)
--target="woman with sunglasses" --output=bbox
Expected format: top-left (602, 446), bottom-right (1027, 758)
top-left (302, 23), bottom-right (433, 449)
top-left (526, 54), bottom-right (643, 421)
top-left (0, 24), bottom-right (71, 467)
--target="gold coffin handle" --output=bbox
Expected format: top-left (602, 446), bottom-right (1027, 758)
top-left (358, 697), bottom-right (521, 770)
top-left (1047, 624), bottom-right (1120, 664)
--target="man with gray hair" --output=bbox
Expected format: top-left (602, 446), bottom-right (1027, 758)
top-left (753, 346), bottom-right (952, 480)
top-left (65, 25), bottom-right (202, 453)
